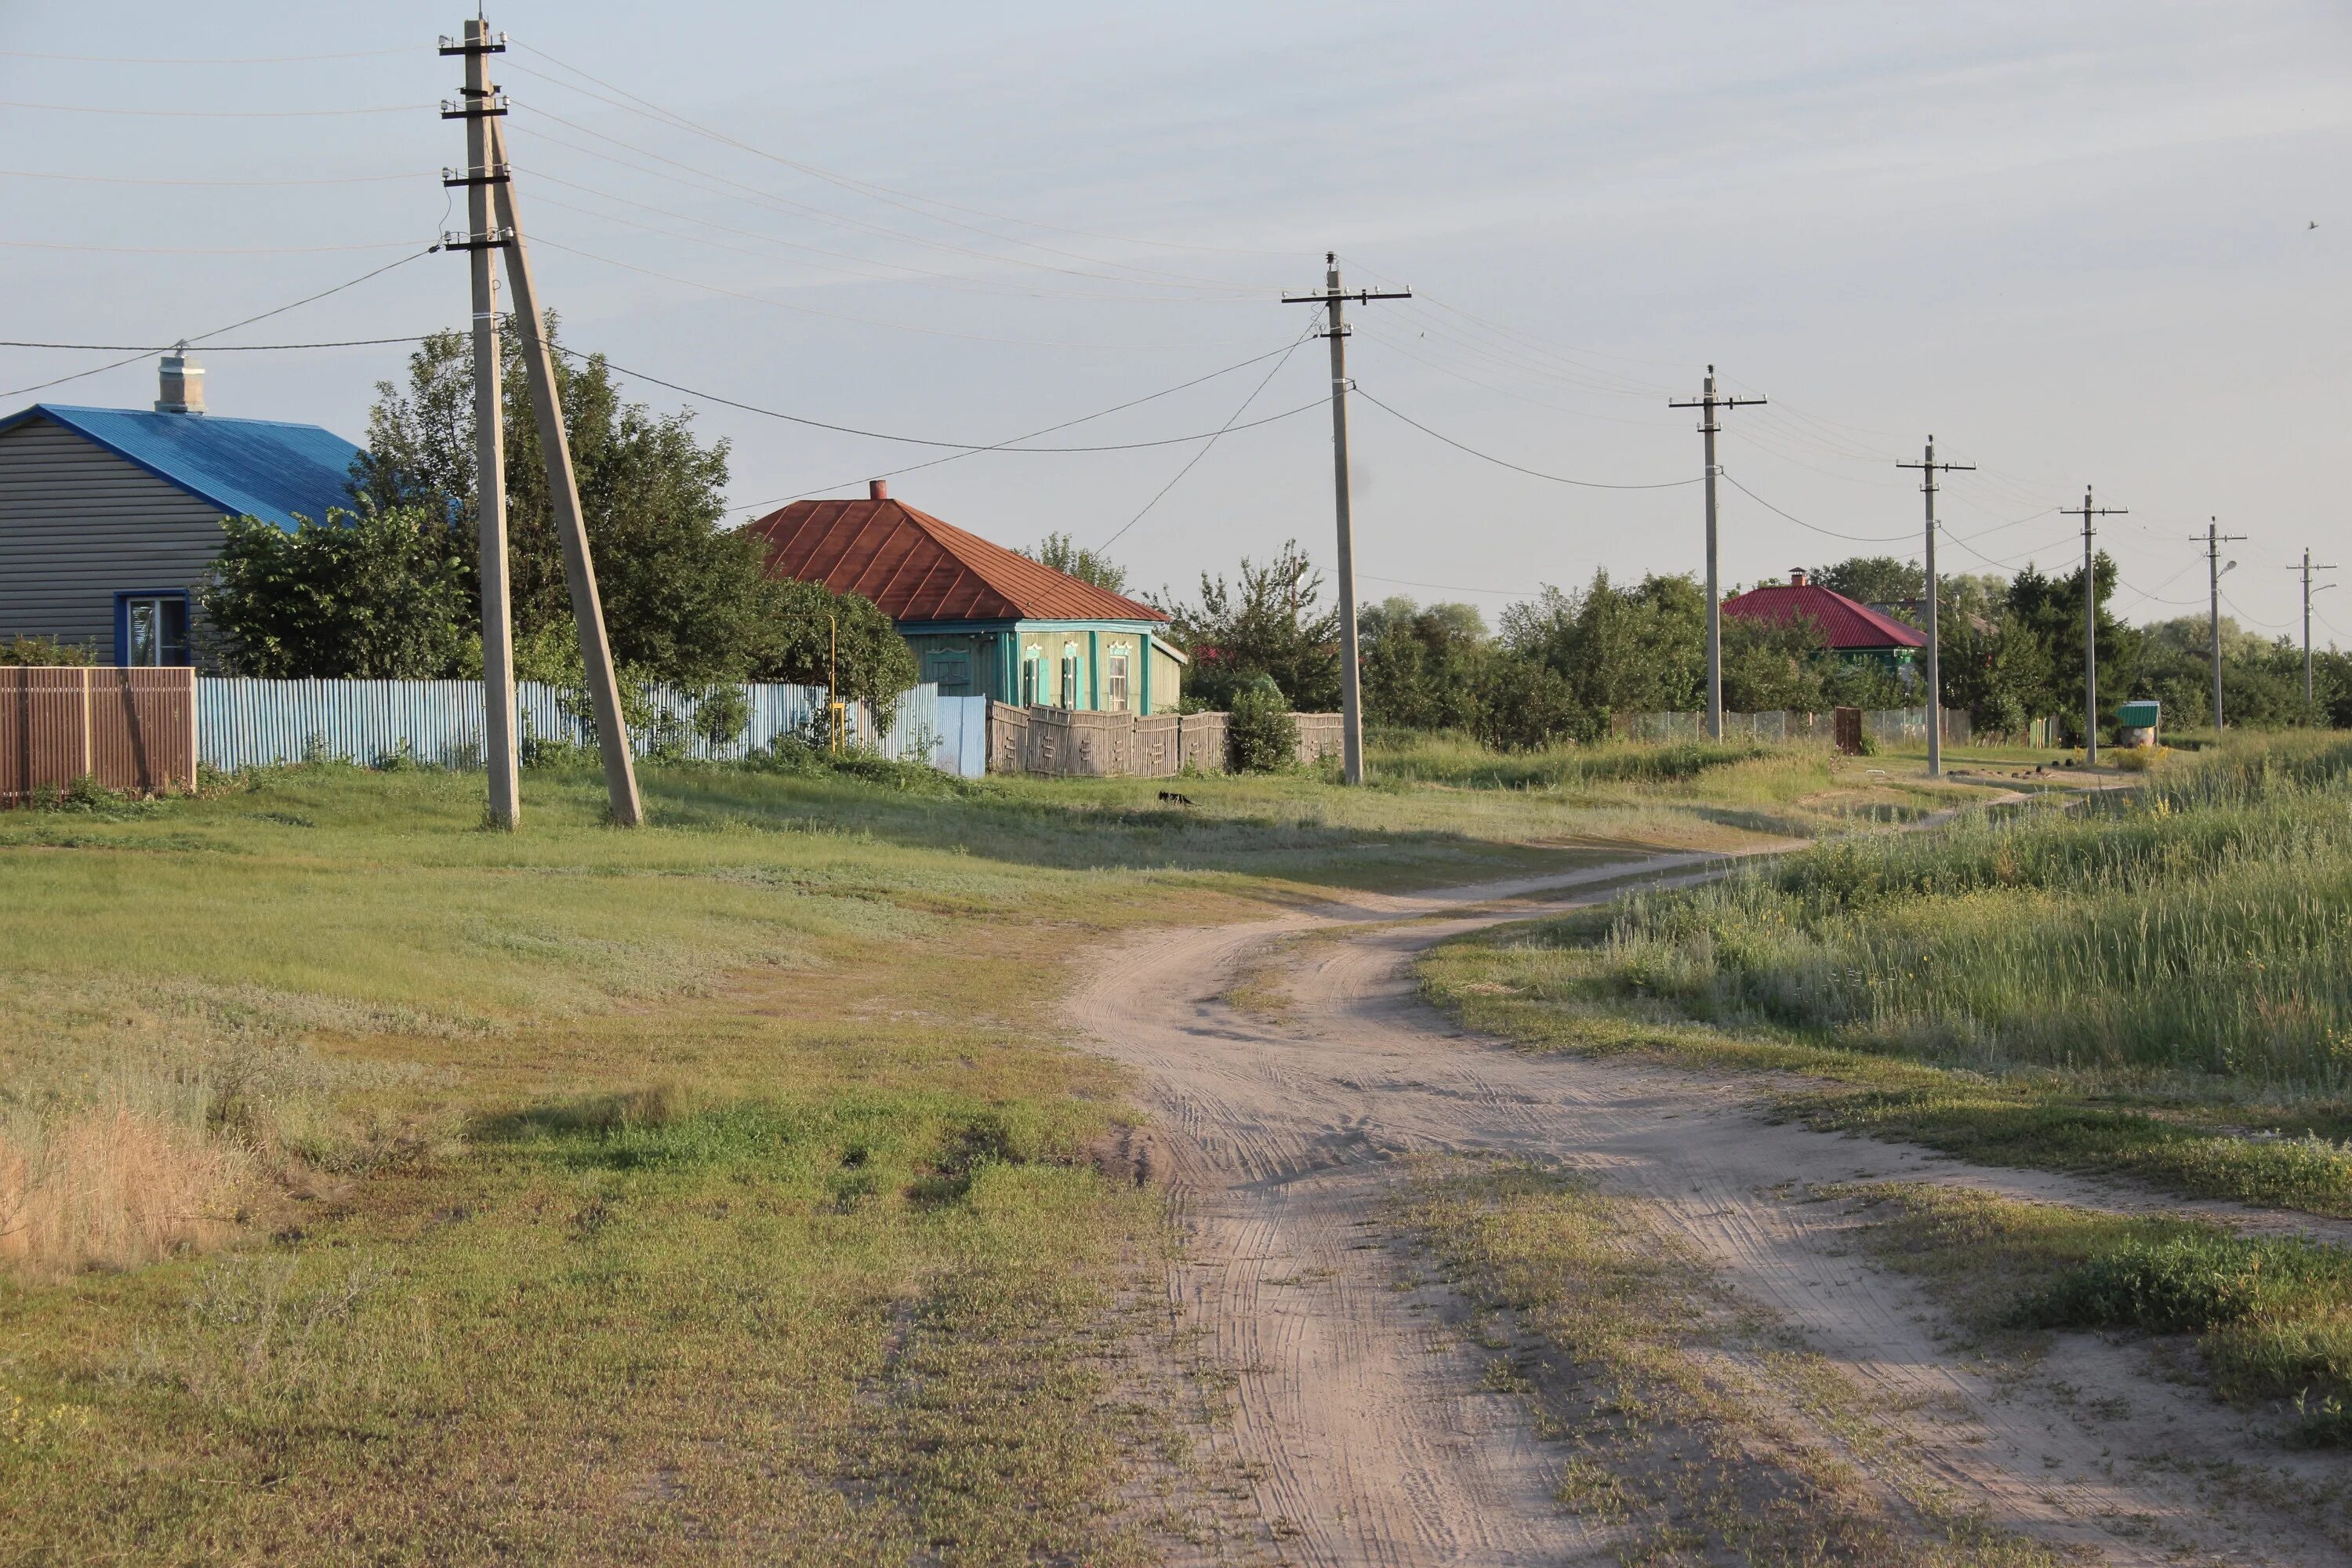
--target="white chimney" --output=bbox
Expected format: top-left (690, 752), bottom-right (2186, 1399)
top-left (155, 344), bottom-right (205, 415)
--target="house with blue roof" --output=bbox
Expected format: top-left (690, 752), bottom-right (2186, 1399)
top-left (0, 352), bottom-right (366, 665)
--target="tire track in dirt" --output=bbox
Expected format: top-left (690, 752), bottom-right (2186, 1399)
top-left (1070, 852), bottom-right (2352, 1566)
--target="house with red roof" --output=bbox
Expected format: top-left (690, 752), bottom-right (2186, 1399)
top-left (744, 481), bottom-right (1185, 713)
top-left (1720, 568), bottom-right (1925, 680)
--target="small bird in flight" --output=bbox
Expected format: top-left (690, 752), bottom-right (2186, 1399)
top-left (2313, 220), bottom-right (2321, 230)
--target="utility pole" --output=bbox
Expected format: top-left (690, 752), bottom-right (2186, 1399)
top-left (2058, 488), bottom-right (2125, 765)
top-left (1282, 254), bottom-right (1409, 785)
top-left (441, 20), bottom-right (518, 828)
top-left (2287, 549), bottom-right (2338, 708)
top-left (1896, 436), bottom-right (1973, 778)
top-left (439, 24), bottom-right (644, 826)
top-left (2197, 519), bottom-right (2247, 733)
top-left (1669, 368), bottom-right (1765, 740)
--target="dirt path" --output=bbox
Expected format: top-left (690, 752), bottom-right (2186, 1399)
top-left (1068, 852), bottom-right (2350, 1567)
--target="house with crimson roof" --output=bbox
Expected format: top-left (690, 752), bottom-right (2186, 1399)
top-left (1719, 568), bottom-right (1925, 682)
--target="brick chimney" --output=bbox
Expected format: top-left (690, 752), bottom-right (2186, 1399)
top-left (155, 343), bottom-right (205, 415)
top-left (868, 479), bottom-right (888, 501)
top-left (1788, 567), bottom-right (1808, 587)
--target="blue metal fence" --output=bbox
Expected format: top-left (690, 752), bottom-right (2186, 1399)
top-left (196, 678), bottom-right (985, 777)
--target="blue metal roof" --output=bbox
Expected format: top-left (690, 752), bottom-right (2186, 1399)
top-left (2, 403), bottom-right (366, 532)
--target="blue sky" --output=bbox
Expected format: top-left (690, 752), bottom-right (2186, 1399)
top-left (5, 2), bottom-right (2347, 636)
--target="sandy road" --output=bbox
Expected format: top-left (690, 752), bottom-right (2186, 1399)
top-left (1066, 852), bottom-right (2351, 1567)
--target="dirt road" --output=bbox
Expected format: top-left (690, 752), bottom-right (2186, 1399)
top-left (1068, 853), bottom-right (2350, 1567)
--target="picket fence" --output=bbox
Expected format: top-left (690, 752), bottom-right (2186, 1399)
top-left (1612, 707), bottom-right (1972, 746)
top-left (195, 678), bottom-right (990, 778)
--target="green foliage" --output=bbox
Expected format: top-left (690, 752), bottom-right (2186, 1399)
top-left (750, 577), bottom-right (919, 728)
top-left (0, 635), bottom-right (96, 666)
top-left (1160, 539), bottom-right (1340, 711)
top-left (353, 314), bottom-right (775, 684)
top-left (1808, 555), bottom-right (1921, 606)
top-left (1228, 677), bottom-right (1299, 772)
top-left (198, 507), bottom-right (473, 678)
top-left (1017, 532), bottom-right (1127, 595)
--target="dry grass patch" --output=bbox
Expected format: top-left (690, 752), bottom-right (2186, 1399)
top-left (0, 1106), bottom-right (249, 1280)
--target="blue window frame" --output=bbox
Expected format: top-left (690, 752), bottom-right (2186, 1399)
top-left (114, 590), bottom-right (191, 666)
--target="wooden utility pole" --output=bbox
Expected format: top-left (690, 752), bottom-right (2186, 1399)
top-left (441, 20), bottom-right (519, 827)
top-left (2058, 488), bottom-right (2125, 764)
top-left (1669, 368), bottom-right (1765, 741)
top-left (1282, 254), bottom-right (1410, 785)
top-left (2196, 519), bottom-right (2248, 733)
top-left (1896, 437), bottom-right (1973, 778)
top-left (2287, 549), bottom-right (2337, 708)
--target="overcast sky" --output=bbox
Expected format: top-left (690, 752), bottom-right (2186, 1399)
top-left (5, 2), bottom-right (2347, 638)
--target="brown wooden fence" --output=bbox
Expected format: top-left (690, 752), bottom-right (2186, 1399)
top-left (1, 667), bottom-right (198, 805)
top-left (987, 703), bottom-right (1320, 779)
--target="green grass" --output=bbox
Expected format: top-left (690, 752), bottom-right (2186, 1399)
top-left (1419, 735), bottom-right (2352, 1217)
top-left (0, 741), bottom-right (1871, 1563)
top-left (1846, 1184), bottom-right (2352, 1446)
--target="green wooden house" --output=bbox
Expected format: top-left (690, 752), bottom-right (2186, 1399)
top-left (746, 481), bottom-right (1185, 713)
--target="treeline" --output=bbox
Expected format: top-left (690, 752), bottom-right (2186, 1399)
top-left (1153, 545), bottom-right (2352, 747)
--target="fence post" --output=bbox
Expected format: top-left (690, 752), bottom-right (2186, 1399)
top-left (78, 667), bottom-right (92, 779)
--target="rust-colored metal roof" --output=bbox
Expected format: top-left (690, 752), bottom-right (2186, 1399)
top-left (1721, 583), bottom-right (1926, 650)
top-left (743, 496), bottom-right (1167, 624)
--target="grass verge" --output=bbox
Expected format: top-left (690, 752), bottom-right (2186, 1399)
top-left (1843, 1183), bottom-right (2352, 1446)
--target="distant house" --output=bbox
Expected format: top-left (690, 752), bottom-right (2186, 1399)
top-left (1721, 567), bottom-right (1926, 680)
top-left (0, 352), bottom-right (365, 665)
top-left (746, 481), bottom-right (1184, 713)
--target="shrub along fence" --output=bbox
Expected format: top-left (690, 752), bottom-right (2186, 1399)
top-left (0, 666), bottom-right (198, 804)
top-left (1611, 707), bottom-right (1972, 746)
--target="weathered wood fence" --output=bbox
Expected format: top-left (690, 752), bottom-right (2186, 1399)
top-left (985, 703), bottom-right (1342, 778)
top-left (0, 666), bottom-right (198, 804)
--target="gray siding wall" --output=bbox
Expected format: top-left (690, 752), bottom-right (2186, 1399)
top-left (0, 416), bottom-right (235, 655)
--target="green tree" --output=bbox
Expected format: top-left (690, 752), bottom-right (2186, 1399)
top-left (752, 579), bottom-right (919, 727)
top-left (2005, 557), bottom-right (2140, 742)
top-left (1359, 597), bottom-right (1490, 732)
top-left (353, 314), bottom-right (775, 683)
top-left (1019, 532), bottom-right (1128, 594)
top-left (1809, 555), bottom-right (1922, 606)
top-left (198, 508), bottom-right (473, 678)
top-left (1158, 540), bottom-right (1341, 711)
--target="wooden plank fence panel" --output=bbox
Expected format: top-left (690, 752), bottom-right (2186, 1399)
top-left (2, 666), bottom-right (195, 804)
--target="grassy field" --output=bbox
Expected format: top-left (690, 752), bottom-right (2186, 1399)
top-left (1421, 735), bottom-right (2352, 1215)
top-left (0, 737), bottom-right (1912, 1563)
top-left (1843, 1183), bottom-right (2352, 1446)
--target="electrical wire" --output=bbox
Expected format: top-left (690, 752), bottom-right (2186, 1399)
top-left (0, 98), bottom-right (432, 118)
top-left (0, 45), bottom-right (413, 64)
top-left (1717, 473), bottom-right (1915, 543)
top-left (524, 233), bottom-right (1261, 350)
top-left (1099, 320), bottom-right (1319, 551)
top-left (0, 245), bottom-right (439, 398)
top-left (0, 336), bottom-right (425, 352)
top-left (1358, 572), bottom-right (1536, 598)
top-left (0, 167), bottom-right (430, 187)
top-left (2220, 590), bottom-right (2292, 630)
top-left (1352, 387), bottom-right (1698, 490)
top-left (1353, 326), bottom-right (1663, 430)
top-left (0, 237), bottom-right (426, 256)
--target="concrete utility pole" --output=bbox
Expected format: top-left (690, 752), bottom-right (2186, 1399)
top-left (1896, 436), bottom-right (1973, 778)
top-left (2058, 488), bottom-right (2125, 765)
top-left (442, 20), bottom-right (519, 828)
top-left (2287, 549), bottom-right (2338, 707)
top-left (1282, 254), bottom-right (1410, 785)
top-left (1669, 368), bottom-right (1766, 740)
top-left (441, 16), bottom-right (643, 826)
top-left (2198, 519), bottom-right (2248, 733)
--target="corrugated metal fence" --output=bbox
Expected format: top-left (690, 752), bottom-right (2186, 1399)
top-left (1, 666), bottom-right (198, 804)
top-left (195, 678), bottom-right (989, 777)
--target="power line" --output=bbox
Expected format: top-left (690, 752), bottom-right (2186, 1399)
top-left (1715, 472), bottom-right (1913, 543)
top-left (0, 245), bottom-right (440, 398)
top-left (0, 97), bottom-right (433, 118)
top-left (0, 336), bottom-right (426, 352)
top-left (0, 236), bottom-right (426, 256)
top-left (1353, 387), bottom-right (1699, 489)
top-left (1100, 320), bottom-right (1319, 551)
top-left (0, 45), bottom-right (412, 64)
top-left (0, 166), bottom-right (429, 187)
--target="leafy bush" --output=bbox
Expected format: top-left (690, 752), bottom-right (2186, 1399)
top-left (198, 506), bottom-right (473, 678)
top-left (1228, 677), bottom-right (1298, 773)
top-left (0, 635), bottom-right (95, 667)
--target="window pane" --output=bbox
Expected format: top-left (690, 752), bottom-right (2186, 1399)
top-left (127, 600), bottom-right (158, 666)
top-left (161, 597), bottom-right (190, 665)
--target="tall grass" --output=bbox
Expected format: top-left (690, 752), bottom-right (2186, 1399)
top-left (1367, 730), bottom-right (1791, 789)
top-left (1588, 735), bottom-right (2352, 1089)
